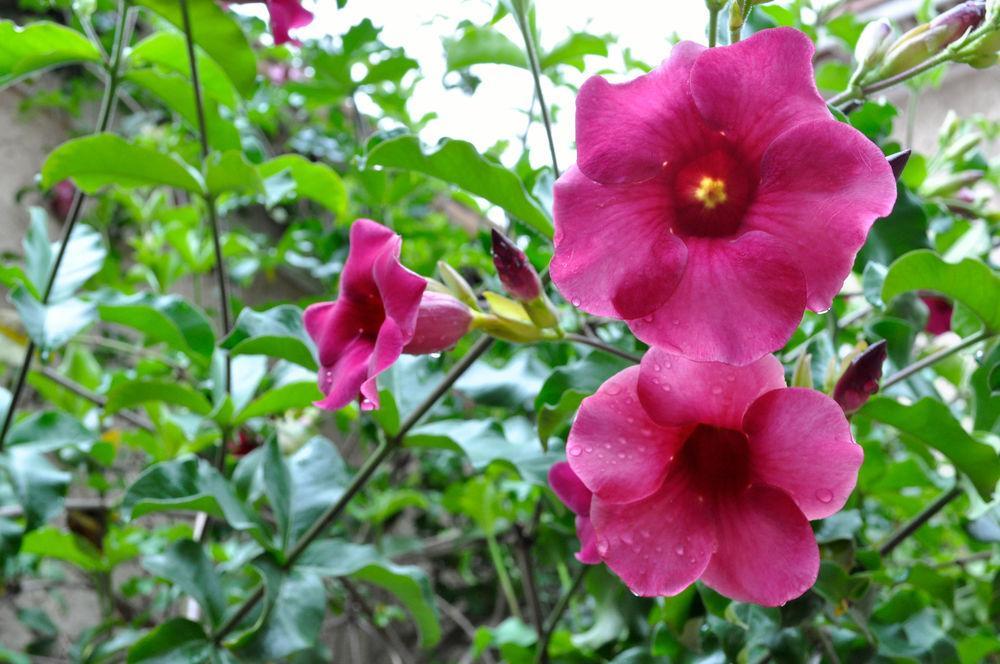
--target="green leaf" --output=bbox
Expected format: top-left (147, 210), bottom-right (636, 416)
top-left (6, 410), bottom-right (97, 453)
top-left (443, 26), bottom-right (525, 70)
top-left (286, 437), bottom-right (348, 542)
top-left (860, 397), bottom-right (1000, 500)
top-left (205, 150), bottom-right (264, 196)
top-left (142, 539), bottom-right (227, 628)
top-left (535, 354), bottom-right (630, 445)
top-left (121, 456), bottom-right (267, 543)
top-left (41, 134), bottom-right (204, 194)
top-left (262, 438), bottom-right (292, 551)
top-left (1, 449), bottom-right (70, 530)
top-left (106, 378), bottom-right (213, 416)
top-left (236, 382), bottom-right (321, 424)
top-left (297, 539), bottom-right (442, 647)
top-left (23, 208), bottom-right (53, 299)
top-left (540, 32), bottom-right (609, 71)
top-left (232, 563), bottom-right (326, 660)
top-left (20, 526), bottom-right (101, 571)
top-left (365, 135), bottom-right (552, 238)
top-left (0, 20), bottom-right (101, 87)
top-left (134, 0), bottom-right (257, 97)
top-left (125, 68), bottom-right (241, 151)
top-left (856, 185), bottom-right (928, 269)
top-left (11, 287), bottom-right (96, 350)
top-left (882, 250), bottom-right (1000, 332)
top-left (98, 292), bottom-right (216, 362)
top-left (22, 208), bottom-right (107, 303)
top-left (258, 155), bottom-right (348, 218)
top-left (128, 618), bottom-right (227, 664)
top-left (129, 32), bottom-right (239, 109)
top-left (221, 305), bottom-right (318, 370)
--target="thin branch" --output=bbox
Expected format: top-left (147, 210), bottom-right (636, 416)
top-left (882, 331), bottom-right (991, 390)
top-left (563, 333), bottom-right (642, 363)
top-left (534, 564), bottom-right (589, 664)
top-left (34, 366), bottom-right (153, 432)
top-left (0, 0), bottom-right (135, 451)
top-left (879, 486), bottom-right (962, 556)
top-left (514, 523), bottom-right (545, 640)
top-left (828, 49), bottom-right (953, 107)
top-left (512, 5), bottom-right (560, 178)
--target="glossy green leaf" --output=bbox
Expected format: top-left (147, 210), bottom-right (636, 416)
top-left (444, 26), bottom-right (525, 70)
top-left (365, 135), bottom-right (553, 238)
top-left (20, 526), bottom-right (101, 571)
top-left (235, 382), bottom-right (321, 424)
top-left (1, 448), bottom-right (70, 530)
top-left (106, 379), bottom-right (213, 416)
top-left (535, 354), bottom-right (630, 445)
top-left (297, 539), bottom-right (442, 647)
top-left (540, 32), bottom-right (609, 71)
top-left (221, 305), bottom-right (317, 370)
top-left (205, 150), bottom-right (264, 196)
top-left (22, 208), bottom-right (107, 303)
top-left (128, 32), bottom-right (239, 109)
top-left (882, 250), bottom-right (1000, 332)
top-left (142, 539), bottom-right (227, 628)
top-left (286, 437), bottom-right (349, 542)
top-left (127, 618), bottom-right (229, 664)
top-left (860, 397), bottom-right (1000, 499)
top-left (6, 410), bottom-right (97, 453)
top-left (134, 0), bottom-right (257, 97)
top-left (98, 292), bottom-right (216, 362)
top-left (0, 20), bottom-right (101, 87)
top-left (262, 438), bottom-right (292, 551)
top-left (258, 155), bottom-right (348, 218)
top-left (11, 287), bottom-right (96, 350)
top-left (41, 134), bottom-right (204, 194)
top-left (231, 563), bottom-right (325, 659)
top-left (856, 185), bottom-right (928, 269)
top-left (121, 456), bottom-right (268, 544)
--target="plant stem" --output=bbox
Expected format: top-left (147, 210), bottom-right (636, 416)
top-left (879, 486), bottom-right (962, 556)
top-left (534, 564), bottom-right (589, 664)
top-left (35, 366), bottom-right (153, 432)
top-left (212, 335), bottom-right (496, 644)
top-left (708, 8), bottom-right (720, 47)
top-left (563, 333), bottom-right (642, 363)
top-left (487, 531), bottom-right (523, 620)
top-left (512, 5), bottom-right (560, 178)
top-left (514, 524), bottom-right (545, 640)
top-left (828, 50), bottom-right (953, 107)
top-left (0, 0), bottom-right (133, 452)
top-left (881, 331), bottom-right (991, 390)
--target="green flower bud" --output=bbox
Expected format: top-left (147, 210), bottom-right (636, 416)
top-left (879, 1), bottom-right (986, 77)
top-left (855, 18), bottom-right (893, 68)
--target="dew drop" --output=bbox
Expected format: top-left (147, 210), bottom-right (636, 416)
top-left (571, 298), bottom-right (581, 307)
top-left (585, 446), bottom-right (594, 453)
top-left (664, 361), bottom-right (672, 369)
top-left (569, 446), bottom-right (582, 457)
top-left (606, 384), bottom-right (622, 395)
top-left (641, 529), bottom-right (651, 539)
top-left (597, 538), bottom-right (609, 556)
top-left (643, 315), bottom-right (654, 323)
top-left (651, 377), bottom-right (660, 385)
top-left (618, 453), bottom-right (626, 459)
top-left (604, 442), bottom-right (612, 449)
top-left (662, 384), bottom-right (672, 392)
top-left (711, 386), bottom-right (722, 395)
top-left (674, 544), bottom-right (685, 555)
top-left (672, 319), bottom-right (680, 326)
top-left (653, 364), bottom-right (662, 372)
top-left (621, 532), bottom-right (634, 545)
top-left (727, 374), bottom-right (736, 382)
top-left (816, 488), bottom-right (834, 504)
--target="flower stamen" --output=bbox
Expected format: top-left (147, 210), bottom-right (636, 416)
top-left (694, 176), bottom-right (728, 210)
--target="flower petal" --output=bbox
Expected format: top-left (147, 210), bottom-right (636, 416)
top-left (314, 336), bottom-right (375, 411)
top-left (567, 367), bottom-right (686, 504)
top-left (575, 515), bottom-right (601, 565)
top-left (549, 461), bottom-right (592, 517)
top-left (372, 235), bottom-right (426, 341)
top-left (743, 120), bottom-right (897, 311)
top-left (340, 218), bottom-right (400, 300)
top-left (358, 317), bottom-right (406, 411)
top-left (690, 27), bottom-right (830, 162)
top-left (701, 485), bottom-right (819, 606)
top-left (744, 388), bottom-right (862, 520)
top-left (638, 349), bottom-right (785, 429)
top-left (576, 41), bottom-right (708, 184)
top-left (267, 0), bottom-right (314, 45)
top-left (552, 167), bottom-right (687, 320)
top-left (590, 473), bottom-right (716, 596)
top-left (628, 232), bottom-right (806, 366)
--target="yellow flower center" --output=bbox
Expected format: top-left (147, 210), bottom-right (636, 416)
top-left (693, 177), bottom-right (727, 210)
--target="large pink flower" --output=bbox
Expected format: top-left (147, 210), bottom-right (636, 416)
top-left (548, 462), bottom-right (600, 565)
top-left (564, 348), bottom-right (862, 605)
top-left (266, 0), bottom-right (313, 45)
top-left (304, 219), bottom-right (426, 412)
top-left (552, 28), bottom-right (897, 365)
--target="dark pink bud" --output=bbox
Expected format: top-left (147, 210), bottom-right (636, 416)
top-left (50, 180), bottom-right (76, 221)
top-left (491, 229), bottom-right (542, 302)
top-left (887, 150), bottom-right (910, 181)
top-left (402, 292), bottom-right (473, 355)
top-left (833, 340), bottom-right (888, 415)
top-left (920, 295), bottom-right (953, 335)
top-left (930, 0), bottom-right (985, 35)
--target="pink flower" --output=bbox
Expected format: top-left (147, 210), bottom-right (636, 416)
top-left (548, 462), bottom-right (600, 565)
top-left (266, 0), bottom-right (313, 45)
top-left (565, 348), bottom-right (862, 605)
top-left (304, 219), bottom-right (426, 412)
top-left (921, 295), bottom-right (953, 335)
top-left (404, 291), bottom-right (473, 355)
top-left (833, 340), bottom-right (887, 415)
top-left (552, 28), bottom-right (897, 365)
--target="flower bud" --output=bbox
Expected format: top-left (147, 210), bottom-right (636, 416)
top-left (880, 1), bottom-right (986, 77)
top-left (833, 340), bottom-right (887, 415)
top-left (437, 261), bottom-right (479, 310)
top-left (920, 169), bottom-right (984, 197)
top-left (491, 230), bottom-right (542, 302)
top-left (402, 291), bottom-right (473, 355)
top-left (887, 149), bottom-right (910, 181)
top-left (855, 18), bottom-right (893, 68)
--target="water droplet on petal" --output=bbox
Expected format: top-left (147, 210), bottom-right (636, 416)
top-left (711, 386), bottom-right (722, 395)
top-left (569, 446), bottom-right (582, 457)
top-left (571, 298), bottom-right (581, 307)
top-left (816, 488), bottom-right (834, 504)
top-left (621, 532), bottom-right (633, 545)
top-left (675, 544), bottom-right (684, 555)
top-left (653, 364), bottom-right (662, 372)
top-left (585, 446), bottom-right (593, 453)
top-left (643, 314), bottom-right (654, 323)
top-left (606, 384), bottom-right (622, 395)
top-left (597, 538), bottom-right (609, 556)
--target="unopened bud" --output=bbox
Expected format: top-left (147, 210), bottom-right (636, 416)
top-left (403, 292), bottom-right (473, 355)
top-left (833, 340), bottom-right (888, 415)
top-left (437, 261), bottom-right (479, 310)
top-left (491, 230), bottom-right (542, 302)
top-left (942, 132), bottom-right (982, 162)
top-left (791, 352), bottom-right (814, 389)
top-left (920, 169), bottom-right (984, 197)
top-left (880, 1), bottom-right (986, 76)
top-left (855, 18), bottom-right (893, 68)
top-left (887, 150), bottom-right (910, 180)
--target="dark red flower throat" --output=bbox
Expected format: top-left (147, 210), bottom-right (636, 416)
top-left (672, 147), bottom-right (754, 238)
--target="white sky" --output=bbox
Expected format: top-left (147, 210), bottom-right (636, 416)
top-left (294, 1), bottom-right (710, 169)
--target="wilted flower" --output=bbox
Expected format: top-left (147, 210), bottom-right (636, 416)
top-left (304, 219), bottom-right (426, 412)
top-left (564, 349), bottom-right (862, 605)
top-left (832, 340), bottom-right (888, 415)
top-left (548, 462), bottom-right (600, 564)
top-left (552, 28), bottom-right (897, 365)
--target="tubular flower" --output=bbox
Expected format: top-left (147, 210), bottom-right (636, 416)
top-left (564, 349), bottom-right (863, 605)
top-left (548, 462), bottom-right (600, 565)
top-left (304, 219), bottom-right (426, 412)
top-left (266, 0), bottom-right (313, 45)
top-left (552, 27), bottom-right (897, 365)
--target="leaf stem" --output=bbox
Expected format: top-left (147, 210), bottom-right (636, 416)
top-left (534, 564), bottom-right (590, 664)
top-left (827, 49), bottom-right (954, 108)
top-left (0, 0), bottom-right (134, 452)
top-left (563, 333), bottom-right (642, 363)
top-left (512, 5), bottom-right (560, 178)
top-left (879, 485), bottom-right (962, 556)
top-left (881, 331), bottom-right (991, 390)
